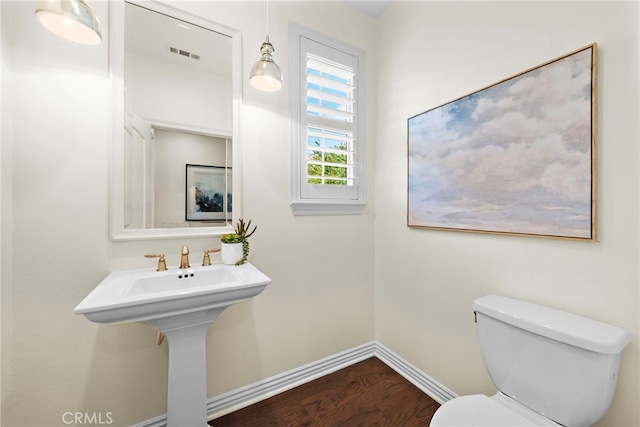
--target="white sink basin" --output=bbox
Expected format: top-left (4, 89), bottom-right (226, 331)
top-left (75, 262), bottom-right (270, 324)
top-left (125, 268), bottom-right (239, 297)
top-left (75, 261), bottom-right (270, 427)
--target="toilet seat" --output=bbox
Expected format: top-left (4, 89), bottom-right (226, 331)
top-left (430, 393), bottom-right (559, 427)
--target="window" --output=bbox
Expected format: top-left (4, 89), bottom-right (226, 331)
top-left (290, 23), bottom-right (366, 215)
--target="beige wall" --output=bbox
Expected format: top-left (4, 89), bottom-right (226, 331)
top-left (374, 2), bottom-right (639, 427)
top-left (1, 1), bottom-right (638, 427)
top-left (1, 1), bottom-right (375, 425)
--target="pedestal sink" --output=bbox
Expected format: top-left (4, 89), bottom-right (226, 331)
top-left (75, 262), bottom-right (270, 427)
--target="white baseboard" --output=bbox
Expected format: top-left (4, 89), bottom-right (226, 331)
top-left (374, 342), bottom-right (457, 405)
top-left (133, 341), bottom-right (456, 427)
top-left (206, 341), bottom-right (378, 420)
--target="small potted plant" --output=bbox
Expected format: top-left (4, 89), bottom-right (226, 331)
top-left (220, 219), bottom-right (256, 265)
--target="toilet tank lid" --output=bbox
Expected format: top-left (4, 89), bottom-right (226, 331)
top-left (474, 295), bottom-right (629, 354)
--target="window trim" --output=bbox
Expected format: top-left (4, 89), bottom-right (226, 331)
top-left (289, 22), bottom-right (367, 216)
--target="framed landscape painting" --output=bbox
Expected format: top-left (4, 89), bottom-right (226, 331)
top-left (407, 44), bottom-right (596, 240)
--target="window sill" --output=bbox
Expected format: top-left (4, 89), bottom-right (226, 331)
top-left (290, 201), bottom-right (366, 216)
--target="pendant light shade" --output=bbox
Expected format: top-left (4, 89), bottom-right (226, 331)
top-left (35, 0), bottom-right (102, 45)
top-left (250, 36), bottom-right (284, 92)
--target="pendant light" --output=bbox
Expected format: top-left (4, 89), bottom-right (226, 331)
top-left (35, 0), bottom-right (102, 45)
top-left (249, 0), bottom-right (283, 92)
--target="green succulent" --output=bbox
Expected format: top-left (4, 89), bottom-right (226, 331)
top-left (220, 219), bottom-right (257, 265)
top-left (235, 219), bottom-right (257, 240)
top-left (221, 233), bottom-right (243, 244)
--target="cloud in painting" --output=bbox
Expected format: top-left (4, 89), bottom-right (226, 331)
top-left (408, 47), bottom-right (593, 238)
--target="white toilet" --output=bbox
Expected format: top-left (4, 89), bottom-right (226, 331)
top-left (430, 294), bottom-right (629, 427)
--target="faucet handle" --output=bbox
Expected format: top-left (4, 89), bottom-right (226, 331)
top-left (144, 253), bottom-right (167, 271)
top-left (202, 248), bottom-right (221, 266)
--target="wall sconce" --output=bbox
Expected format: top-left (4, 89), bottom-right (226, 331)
top-left (249, 0), bottom-right (283, 92)
top-left (35, 0), bottom-right (102, 45)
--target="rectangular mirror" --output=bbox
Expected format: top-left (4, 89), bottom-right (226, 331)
top-left (110, 0), bottom-right (242, 240)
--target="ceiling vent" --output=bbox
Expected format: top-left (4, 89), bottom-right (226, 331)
top-left (169, 46), bottom-right (200, 61)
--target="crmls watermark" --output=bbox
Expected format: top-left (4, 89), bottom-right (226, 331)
top-left (62, 412), bottom-right (113, 425)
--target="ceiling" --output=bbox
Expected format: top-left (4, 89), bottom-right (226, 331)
top-left (341, 0), bottom-right (395, 18)
top-left (125, 1), bottom-right (395, 79)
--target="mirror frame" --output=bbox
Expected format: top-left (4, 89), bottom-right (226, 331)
top-left (109, 0), bottom-right (242, 240)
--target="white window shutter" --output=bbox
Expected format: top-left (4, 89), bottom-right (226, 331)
top-left (290, 23), bottom-right (366, 215)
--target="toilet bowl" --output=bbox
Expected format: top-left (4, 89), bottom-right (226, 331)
top-left (431, 393), bottom-right (560, 426)
top-left (430, 295), bottom-right (629, 427)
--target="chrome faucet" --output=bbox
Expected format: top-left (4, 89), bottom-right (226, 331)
top-left (179, 245), bottom-right (190, 269)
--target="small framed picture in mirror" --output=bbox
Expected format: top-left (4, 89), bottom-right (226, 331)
top-left (185, 164), bottom-right (232, 221)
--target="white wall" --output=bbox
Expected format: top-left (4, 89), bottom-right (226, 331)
top-left (1, 1), bottom-right (376, 426)
top-left (0, 3), bottom-right (10, 423)
top-left (1, 1), bottom-right (638, 426)
top-left (374, 2), bottom-right (639, 426)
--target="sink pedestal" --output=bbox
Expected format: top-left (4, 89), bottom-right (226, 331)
top-left (149, 307), bottom-right (227, 427)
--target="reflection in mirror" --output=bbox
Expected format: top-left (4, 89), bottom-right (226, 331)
top-left (111, 1), bottom-right (241, 240)
top-left (125, 128), bottom-right (232, 228)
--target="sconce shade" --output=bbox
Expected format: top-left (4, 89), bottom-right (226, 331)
top-left (250, 36), bottom-right (284, 92)
top-left (35, 0), bottom-right (102, 45)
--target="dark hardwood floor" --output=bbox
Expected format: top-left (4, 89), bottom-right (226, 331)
top-left (209, 357), bottom-right (440, 426)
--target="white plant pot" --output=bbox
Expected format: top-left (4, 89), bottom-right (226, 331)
top-left (221, 242), bottom-right (243, 265)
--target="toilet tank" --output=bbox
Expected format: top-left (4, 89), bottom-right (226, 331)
top-left (474, 295), bottom-right (628, 427)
